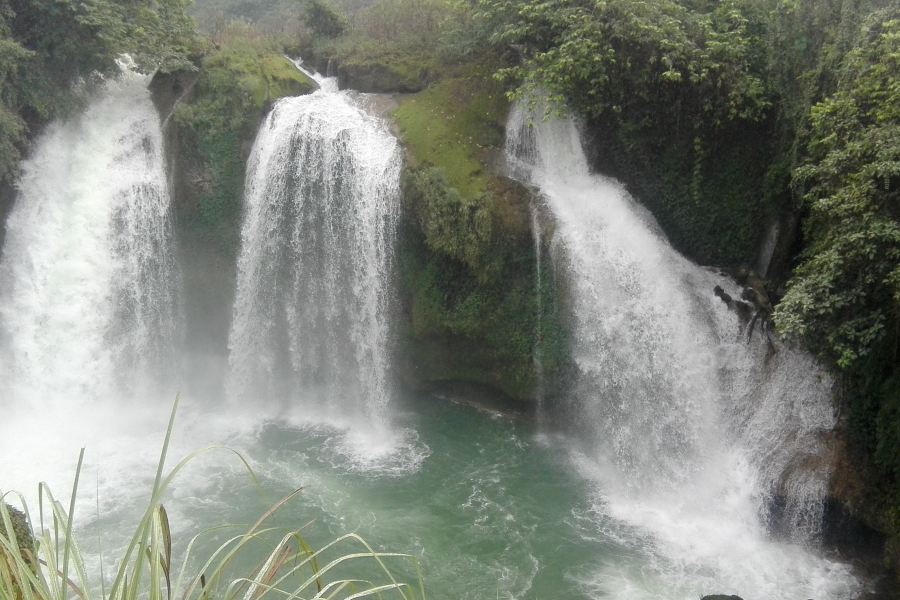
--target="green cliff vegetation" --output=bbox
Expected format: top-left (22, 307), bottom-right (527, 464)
top-left (393, 65), bottom-right (568, 400)
top-left (773, 7), bottom-right (900, 545)
top-left (171, 30), bottom-right (315, 255)
top-left (462, 0), bottom-right (900, 561)
top-left (158, 22), bottom-right (316, 354)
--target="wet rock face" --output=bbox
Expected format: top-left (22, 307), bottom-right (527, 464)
top-left (700, 595), bottom-right (744, 600)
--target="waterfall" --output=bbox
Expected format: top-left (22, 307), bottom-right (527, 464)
top-left (0, 65), bottom-right (179, 509)
top-left (0, 66), bottom-right (176, 409)
top-left (226, 83), bottom-right (402, 427)
top-left (505, 106), bottom-right (857, 599)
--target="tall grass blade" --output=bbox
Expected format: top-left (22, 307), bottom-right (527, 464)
top-left (62, 450), bottom-right (84, 600)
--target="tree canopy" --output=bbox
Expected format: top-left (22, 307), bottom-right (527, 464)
top-left (775, 10), bottom-right (900, 370)
top-left (0, 0), bottom-right (196, 181)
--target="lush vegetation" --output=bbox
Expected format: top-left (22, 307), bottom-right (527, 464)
top-left (772, 6), bottom-right (900, 538)
top-left (171, 27), bottom-right (314, 256)
top-left (393, 66), bottom-right (568, 399)
top-left (467, 0), bottom-right (777, 265)
top-left (0, 0), bottom-right (195, 182)
top-left (455, 0), bottom-right (900, 550)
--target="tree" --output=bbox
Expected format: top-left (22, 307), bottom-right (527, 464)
top-left (300, 0), bottom-right (349, 37)
top-left (775, 9), bottom-right (900, 370)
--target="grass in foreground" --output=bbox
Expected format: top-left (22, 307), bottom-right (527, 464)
top-left (0, 397), bottom-right (424, 600)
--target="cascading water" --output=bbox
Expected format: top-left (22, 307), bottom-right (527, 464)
top-left (506, 105), bottom-right (858, 599)
top-left (0, 59), bottom-right (874, 600)
top-left (0, 66), bottom-right (176, 408)
top-left (226, 74), bottom-right (402, 428)
top-left (0, 64), bottom-right (178, 503)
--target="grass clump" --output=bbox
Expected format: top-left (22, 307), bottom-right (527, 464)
top-left (0, 399), bottom-right (425, 600)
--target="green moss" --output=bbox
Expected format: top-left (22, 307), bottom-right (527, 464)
top-left (589, 115), bottom-right (773, 267)
top-left (398, 213), bottom-right (568, 400)
top-left (336, 48), bottom-right (435, 93)
top-left (392, 64), bottom-right (570, 401)
top-left (392, 64), bottom-right (508, 201)
top-left (259, 54), bottom-right (316, 104)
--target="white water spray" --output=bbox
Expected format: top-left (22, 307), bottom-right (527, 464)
top-left (226, 78), bottom-right (402, 429)
top-left (506, 106), bottom-right (858, 599)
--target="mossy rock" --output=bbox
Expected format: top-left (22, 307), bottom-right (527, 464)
top-left (202, 49), bottom-right (317, 110)
top-left (336, 52), bottom-right (431, 93)
top-left (258, 54), bottom-right (318, 106)
top-left (390, 63), bottom-right (570, 402)
top-left (1, 503), bottom-right (35, 566)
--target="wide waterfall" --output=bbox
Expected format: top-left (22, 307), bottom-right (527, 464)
top-left (226, 80), bottom-right (402, 427)
top-left (0, 68), bottom-right (176, 409)
top-left (506, 106), bottom-right (858, 598)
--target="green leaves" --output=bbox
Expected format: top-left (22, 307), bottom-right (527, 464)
top-left (404, 167), bottom-right (497, 282)
top-left (300, 0), bottom-right (350, 38)
top-left (775, 10), bottom-right (900, 370)
top-left (478, 0), bottom-right (769, 127)
top-left (0, 0), bottom-right (197, 184)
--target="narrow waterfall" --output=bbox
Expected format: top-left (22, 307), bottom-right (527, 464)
top-left (506, 107), bottom-right (857, 599)
top-left (0, 67), bottom-right (176, 409)
top-left (531, 208), bottom-right (546, 412)
top-left (227, 83), bottom-right (402, 427)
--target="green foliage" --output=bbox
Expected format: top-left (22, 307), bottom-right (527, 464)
top-left (775, 9), bottom-right (900, 370)
top-left (354, 0), bottom-right (451, 45)
top-left (303, 0), bottom-right (499, 92)
top-left (393, 65), bottom-right (568, 400)
top-left (399, 209), bottom-right (568, 399)
top-left (460, 0), bottom-right (777, 266)
top-left (404, 168), bottom-right (497, 281)
top-left (392, 68), bottom-right (508, 199)
top-left (0, 0), bottom-right (197, 184)
top-left (301, 0), bottom-right (350, 37)
top-left (474, 0), bottom-right (770, 127)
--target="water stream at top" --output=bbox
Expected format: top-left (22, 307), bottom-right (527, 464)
top-left (505, 105), bottom-right (858, 598)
